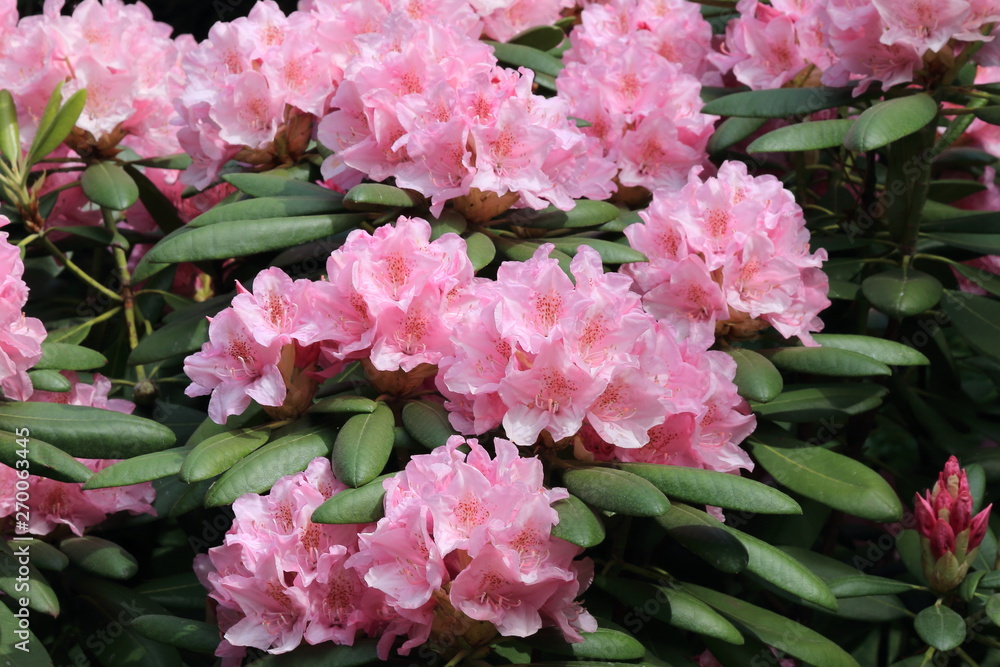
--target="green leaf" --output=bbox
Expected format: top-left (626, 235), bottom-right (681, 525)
top-left (524, 627), bottom-right (645, 660)
top-left (928, 179), bottom-right (988, 203)
top-left (0, 602), bottom-right (53, 667)
top-left (131, 615), bottom-right (220, 654)
top-left (312, 474), bottom-right (391, 524)
top-left (61, 536), bottom-right (138, 580)
top-left (5, 538), bottom-right (68, 572)
top-left (0, 550), bottom-right (59, 616)
top-left (0, 89), bottom-right (20, 161)
top-left (941, 290), bottom-right (1000, 362)
top-left (222, 172), bottom-right (340, 198)
top-left (986, 594), bottom-right (1000, 626)
top-left (332, 405), bottom-right (395, 487)
top-left (546, 237), bottom-right (647, 264)
top-left (762, 346), bottom-right (891, 377)
top-left (700, 86), bottom-right (856, 118)
top-left (487, 40), bottom-right (564, 77)
top-left (978, 570), bottom-right (1000, 589)
top-left (951, 261), bottom-right (1000, 298)
top-left (309, 395), bottom-right (378, 415)
top-left (205, 425), bottom-right (337, 507)
top-left (925, 231), bottom-right (1000, 253)
top-left (80, 161), bottom-right (140, 210)
top-left (685, 584), bottom-right (859, 667)
top-left (188, 195), bottom-right (344, 228)
top-left (913, 605), bottom-right (966, 651)
top-left (27, 85), bottom-right (86, 166)
top-left (246, 640), bottom-right (379, 667)
top-left (563, 467), bottom-right (670, 517)
top-left (827, 575), bottom-right (923, 598)
top-left (35, 341), bottom-right (107, 370)
top-left (551, 494), bottom-right (606, 548)
top-left (810, 334), bottom-right (929, 366)
top-left (496, 237), bottom-right (574, 277)
top-left (180, 427), bottom-right (271, 483)
top-left (750, 432), bottom-right (904, 522)
top-left (725, 348), bottom-right (783, 402)
top-left (465, 231), bottom-right (496, 271)
top-left (82, 446), bottom-right (191, 489)
top-left (129, 153), bottom-right (193, 170)
top-left (134, 573), bottom-right (207, 611)
top-left (125, 165), bottom-right (185, 234)
top-left (25, 369), bottom-right (71, 392)
top-left (659, 586), bottom-right (744, 645)
top-left (0, 430), bottom-right (94, 483)
top-left (862, 268), bottom-right (942, 318)
top-left (343, 183), bottom-right (417, 210)
top-left (619, 462), bottom-right (801, 515)
top-left (843, 94), bottom-right (938, 152)
top-left (708, 116), bottom-right (768, 155)
top-left (510, 25), bottom-right (565, 51)
top-left (506, 200), bottom-right (622, 230)
top-left (748, 119), bottom-right (853, 153)
top-left (429, 211), bottom-right (467, 239)
top-left (0, 402), bottom-right (176, 458)
top-left (401, 399), bottom-right (457, 449)
top-left (127, 309), bottom-right (212, 366)
top-left (750, 384), bottom-right (889, 421)
top-left (657, 505), bottom-right (749, 573)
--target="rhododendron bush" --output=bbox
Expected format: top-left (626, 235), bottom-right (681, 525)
top-left (3, 0), bottom-right (1000, 665)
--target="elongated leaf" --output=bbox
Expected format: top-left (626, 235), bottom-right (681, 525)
top-left (619, 463), bottom-right (801, 515)
top-left (35, 341), bottom-right (107, 371)
top-left (914, 605), bottom-right (965, 651)
top-left (506, 200), bottom-right (622, 230)
top-left (750, 384), bottom-right (889, 421)
top-left (510, 25), bottom-right (564, 50)
top-left (223, 172), bottom-right (340, 198)
top-left (0, 550), bottom-right (59, 616)
top-left (563, 467), bottom-right (670, 517)
top-left (27, 86), bottom-right (86, 166)
top-left (0, 602), bottom-right (53, 667)
top-left (928, 179), bottom-right (988, 203)
top-left (332, 405), bottom-right (395, 487)
top-left (748, 119), bottom-right (853, 153)
top-left (0, 89), bottom-right (20, 161)
top-left (657, 507), bottom-right (749, 574)
top-left (941, 290), bottom-right (1000, 362)
top-left (843, 94), bottom-right (938, 152)
top-left (701, 86), bottom-right (856, 118)
top-left (862, 268), bottom-right (942, 318)
top-left (134, 573), bottom-right (206, 611)
top-left (248, 640), bottom-right (379, 667)
top-left (685, 584), bottom-right (859, 667)
top-left (523, 627), bottom-right (645, 660)
top-left (761, 346), bottom-right (891, 377)
top-left (750, 433), bottom-right (903, 521)
top-left (142, 213), bottom-right (366, 264)
top-left (6, 538), bottom-right (68, 572)
top-left (401, 399), bottom-right (457, 449)
top-left (188, 195), bottom-right (343, 228)
top-left (180, 427), bottom-right (271, 483)
top-left (708, 116), bottom-right (767, 154)
top-left (61, 536), bottom-right (138, 580)
top-left (0, 430), bottom-right (94, 483)
top-left (487, 40), bottom-right (564, 77)
top-left (131, 615), bottom-right (220, 654)
top-left (952, 261), bottom-right (1000, 298)
top-left (546, 237), bottom-right (646, 264)
top-left (343, 183), bottom-right (417, 210)
top-left (827, 575), bottom-right (923, 598)
top-left (128, 312), bottom-right (210, 366)
top-left (810, 334), bottom-right (929, 366)
top-left (26, 369), bottom-right (71, 392)
top-left (129, 153), bottom-right (193, 170)
top-left (496, 237), bottom-right (574, 277)
top-left (83, 446), bottom-right (191, 489)
top-left (205, 426), bottom-right (336, 507)
top-left (725, 348), bottom-right (783, 402)
top-left (925, 231), bottom-right (1000, 253)
top-left (309, 395), bottom-right (377, 415)
top-left (551, 495), bottom-right (606, 548)
top-left (81, 161), bottom-right (140, 210)
top-left (465, 231), bottom-right (496, 271)
top-left (312, 474), bottom-right (391, 524)
top-left (0, 402), bottom-right (176, 458)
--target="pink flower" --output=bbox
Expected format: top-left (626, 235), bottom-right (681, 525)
top-left (0, 216), bottom-right (45, 401)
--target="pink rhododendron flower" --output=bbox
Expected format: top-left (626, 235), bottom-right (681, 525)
top-left (0, 216), bottom-right (45, 401)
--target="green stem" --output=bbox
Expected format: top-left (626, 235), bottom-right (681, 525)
top-left (40, 236), bottom-right (122, 303)
top-left (47, 306), bottom-right (121, 343)
top-left (956, 647), bottom-right (981, 667)
top-left (101, 207), bottom-right (146, 381)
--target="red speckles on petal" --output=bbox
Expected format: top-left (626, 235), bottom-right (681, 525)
top-left (324, 572), bottom-right (359, 624)
top-left (532, 290), bottom-right (563, 331)
top-left (275, 500), bottom-right (294, 532)
top-left (454, 493), bottom-right (489, 534)
top-left (706, 207), bottom-right (729, 238)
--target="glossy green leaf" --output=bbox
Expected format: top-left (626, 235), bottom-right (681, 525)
top-left (131, 615), bottom-right (220, 654)
top-left (619, 463), bottom-right (801, 515)
top-left (25, 369), bottom-right (71, 392)
top-left (951, 261), bottom-right (1000, 298)
top-left (563, 467), bottom-right (670, 517)
top-left (248, 640), bottom-right (379, 667)
top-left (701, 86), bottom-right (856, 118)
top-left (0, 550), bottom-right (59, 616)
top-left (27, 85), bottom-right (86, 166)
top-left (312, 474), bottom-right (391, 524)
top-left (309, 395), bottom-right (378, 415)
top-left (748, 119), bottom-right (853, 153)
top-left (487, 40), bottom-right (564, 77)
top-left (843, 94), bottom-right (938, 152)
top-left (35, 341), bottom-right (107, 371)
top-left (750, 433), bottom-right (903, 522)
top-left (551, 494), bottom-right (606, 548)
top-left (134, 573), bottom-right (207, 611)
top-left (978, 570), bottom-right (1000, 589)
top-left (941, 290), bottom-right (1000, 362)
top-left (0, 89), bottom-right (20, 161)
top-left (205, 426), bottom-right (337, 507)
top-left (546, 237), bottom-right (646, 264)
top-left (524, 627), bottom-right (645, 660)
top-left (143, 213), bottom-right (366, 264)
top-left (914, 605), bottom-right (965, 651)
top-left (465, 231), bottom-right (496, 271)
top-left (429, 211), bottom-right (467, 239)
top-left (129, 153), bottom-right (193, 170)
top-left (827, 575), bottom-right (923, 598)
top-left (510, 25), bottom-right (564, 50)
top-left (80, 161), bottom-right (140, 210)
top-left (708, 116), bottom-right (768, 154)
top-left (61, 536), bottom-right (138, 580)
top-left (332, 405), bottom-right (395, 487)
top-left (925, 231), bottom-right (1000, 253)
top-left (127, 309), bottom-right (211, 366)
top-left (0, 430), bottom-right (94, 483)
top-left (986, 594), bottom-right (1000, 626)
top-left (401, 399), bottom-right (457, 449)
top-left (6, 538), bottom-right (68, 572)
top-left (188, 195), bottom-right (345, 228)
top-left (83, 446), bottom-right (191, 489)
top-left (750, 384), bottom-right (889, 421)
top-left (496, 237), bottom-right (574, 277)
top-left (725, 348), bottom-right (783, 402)
top-left (657, 507), bottom-right (749, 574)
top-left (0, 402), bottom-right (176, 458)
top-left (928, 179), bottom-right (988, 203)
top-left (506, 200), bottom-right (622, 229)
top-left (685, 584), bottom-right (859, 667)
top-left (810, 334), bottom-right (929, 366)
top-left (222, 172), bottom-right (339, 198)
top-left (0, 602), bottom-right (53, 666)
top-left (343, 183), bottom-right (417, 210)
top-left (125, 165), bottom-right (185, 234)
top-left (180, 427), bottom-right (271, 483)
top-left (862, 268), bottom-right (942, 318)
top-left (762, 346), bottom-right (891, 377)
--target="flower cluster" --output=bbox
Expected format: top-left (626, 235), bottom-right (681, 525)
top-left (556, 0), bottom-right (717, 195)
top-left (196, 441), bottom-right (595, 662)
top-left (623, 161), bottom-right (830, 347)
top-left (0, 215), bottom-right (45, 401)
top-left (317, 11), bottom-right (615, 219)
top-left (0, 372), bottom-right (155, 537)
top-left (437, 244), bottom-right (755, 473)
